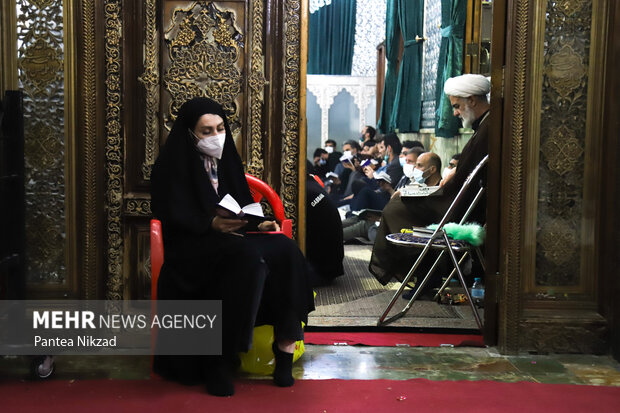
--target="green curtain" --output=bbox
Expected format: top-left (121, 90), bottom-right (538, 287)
top-left (377, 0), bottom-right (399, 133)
top-left (388, 0), bottom-right (424, 133)
top-left (307, 0), bottom-right (357, 75)
top-left (434, 0), bottom-right (467, 137)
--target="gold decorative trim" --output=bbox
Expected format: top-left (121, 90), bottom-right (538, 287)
top-left (125, 199), bottom-right (152, 216)
top-left (245, 0), bottom-right (267, 178)
top-left (545, 44), bottom-right (587, 100)
top-left (555, 0), bottom-right (589, 16)
top-left (163, 2), bottom-right (244, 135)
top-left (18, 0), bottom-right (67, 284)
top-left (579, 0), bottom-right (609, 300)
top-left (499, 0), bottom-right (530, 353)
top-left (64, 0), bottom-right (78, 297)
top-left (538, 219), bottom-right (578, 265)
top-left (281, 0), bottom-right (302, 237)
top-left (104, 0), bottom-right (123, 300)
top-left (80, 0), bottom-right (97, 299)
top-left (522, 0), bottom-right (548, 303)
top-left (297, 0), bottom-right (309, 252)
top-left (138, 0), bottom-right (159, 181)
top-left (0, 0), bottom-right (18, 92)
top-left (541, 125), bottom-right (584, 176)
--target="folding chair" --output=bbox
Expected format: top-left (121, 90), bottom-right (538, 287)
top-left (377, 155), bottom-right (489, 329)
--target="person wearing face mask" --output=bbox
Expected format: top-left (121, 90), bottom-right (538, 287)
top-left (151, 97), bottom-right (314, 396)
top-left (311, 147), bottom-right (330, 179)
top-left (369, 74), bottom-right (490, 287)
top-left (411, 152), bottom-right (442, 186)
top-left (393, 147), bottom-right (425, 192)
top-left (333, 140), bottom-right (362, 197)
top-left (442, 153), bottom-right (460, 179)
top-left (324, 139), bottom-right (342, 172)
top-left (399, 140), bottom-right (424, 168)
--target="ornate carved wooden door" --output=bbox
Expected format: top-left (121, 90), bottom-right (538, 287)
top-left (106, 0), bottom-right (305, 300)
top-left (1, 0), bottom-right (306, 300)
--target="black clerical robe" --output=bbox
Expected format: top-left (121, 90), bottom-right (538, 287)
top-left (369, 112), bottom-right (489, 285)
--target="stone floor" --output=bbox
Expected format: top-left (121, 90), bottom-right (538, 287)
top-left (3, 345), bottom-right (620, 386)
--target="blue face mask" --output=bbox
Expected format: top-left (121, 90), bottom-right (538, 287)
top-left (383, 154), bottom-right (389, 163)
top-left (399, 157), bottom-right (406, 166)
top-left (412, 167), bottom-right (426, 184)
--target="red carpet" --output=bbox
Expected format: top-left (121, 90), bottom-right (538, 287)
top-left (2, 377), bottom-right (618, 413)
top-left (304, 332), bottom-right (484, 347)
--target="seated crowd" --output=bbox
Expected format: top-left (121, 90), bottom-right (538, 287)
top-left (306, 74), bottom-right (490, 295)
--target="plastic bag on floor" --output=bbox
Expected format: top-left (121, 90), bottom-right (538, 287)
top-left (239, 324), bottom-right (305, 375)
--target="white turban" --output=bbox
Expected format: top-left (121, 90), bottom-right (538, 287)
top-left (444, 74), bottom-right (490, 98)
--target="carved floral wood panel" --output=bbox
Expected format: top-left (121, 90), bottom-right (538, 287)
top-left (536, 0), bottom-right (592, 286)
top-left (17, 0), bottom-right (66, 285)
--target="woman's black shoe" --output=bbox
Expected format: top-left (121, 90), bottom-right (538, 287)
top-left (204, 356), bottom-right (235, 396)
top-left (272, 342), bottom-right (294, 387)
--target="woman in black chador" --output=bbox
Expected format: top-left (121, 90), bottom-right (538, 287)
top-left (151, 97), bottom-right (314, 396)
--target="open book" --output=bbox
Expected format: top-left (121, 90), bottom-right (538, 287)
top-left (399, 184), bottom-right (442, 198)
top-left (216, 194), bottom-right (268, 223)
top-left (351, 208), bottom-right (383, 221)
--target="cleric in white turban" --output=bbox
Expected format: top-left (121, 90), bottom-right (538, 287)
top-left (443, 74), bottom-right (491, 129)
top-left (444, 74), bottom-right (490, 98)
top-left (368, 72), bottom-right (491, 289)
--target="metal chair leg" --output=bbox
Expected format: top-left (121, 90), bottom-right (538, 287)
top-left (443, 233), bottom-right (483, 329)
top-left (432, 251), bottom-right (470, 301)
top-left (377, 239), bottom-right (436, 326)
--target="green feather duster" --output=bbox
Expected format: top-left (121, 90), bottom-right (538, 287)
top-left (426, 223), bottom-right (485, 246)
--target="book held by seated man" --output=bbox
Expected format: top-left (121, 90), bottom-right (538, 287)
top-left (339, 151), bottom-right (354, 163)
top-left (399, 183), bottom-right (443, 198)
top-left (351, 208), bottom-right (383, 221)
top-left (216, 194), bottom-right (269, 224)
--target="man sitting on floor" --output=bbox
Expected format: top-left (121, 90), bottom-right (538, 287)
top-left (369, 74), bottom-right (490, 286)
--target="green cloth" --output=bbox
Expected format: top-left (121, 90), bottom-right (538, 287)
top-left (377, 0), bottom-right (399, 133)
top-left (435, 0), bottom-right (467, 138)
top-left (307, 0), bottom-right (357, 75)
top-left (389, 0), bottom-right (424, 133)
top-left (378, 0), bottom-right (424, 133)
top-left (427, 222), bottom-right (485, 246)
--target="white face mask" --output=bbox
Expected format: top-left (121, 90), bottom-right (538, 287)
top-left (412, 167), bottom-right (426, 184)
top-left (193, 130), bottom-right (226, 159)
top-left (325, 146), bottom-right (334, 154)
top-left (403, 163), bottom-right (415, 179)
top-left (399, 156), bottom-right (406, 166)
top-left (442, 167), bottom-right (451, 178)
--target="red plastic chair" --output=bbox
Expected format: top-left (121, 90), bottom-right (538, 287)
top-left (149, 218), bottom-right (163, 376)
top-left (310, 174), bottom-right (325, 188)
top-left (244, 173), bottom-right (293, 238)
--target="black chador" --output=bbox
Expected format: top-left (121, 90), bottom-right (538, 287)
top-left (151, 97), bottom-right (314, 384)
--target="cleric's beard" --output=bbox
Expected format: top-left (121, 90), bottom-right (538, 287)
top-left (460, 104), bottom-right (476, 129)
